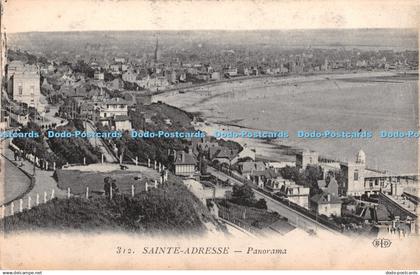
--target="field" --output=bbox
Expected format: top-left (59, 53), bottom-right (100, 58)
top-left (55, 164), bottom-right (161, 195)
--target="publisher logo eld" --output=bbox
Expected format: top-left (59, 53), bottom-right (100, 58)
top-left (372, 238), bottom-right (392, 248)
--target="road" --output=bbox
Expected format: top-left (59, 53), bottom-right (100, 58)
top-left (84, 121), bottom-right (118, 163)
top-left (207, 167), bottom-right (341, 236)
top-left (1, 147), bottom-right (67, 216)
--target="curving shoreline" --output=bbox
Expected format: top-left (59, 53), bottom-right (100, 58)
top-left (159, 71), bottom-right (418, 174)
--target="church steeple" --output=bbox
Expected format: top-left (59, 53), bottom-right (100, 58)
top-left (154, 37), bottom-right (159, 63)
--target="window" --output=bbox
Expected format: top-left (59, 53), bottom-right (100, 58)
top-left (18, 84), bottom-right (23, 95)
top-left (354, 169), bottom-right (359, 181)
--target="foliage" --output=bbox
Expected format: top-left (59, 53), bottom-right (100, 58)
top-left (2, 183), bottom-right (218, 235)
top-left (230, 184), bottom-right (267, 209)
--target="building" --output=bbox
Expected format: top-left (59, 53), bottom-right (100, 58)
top-left (278, 183), bottom-right (310, 209)
top-left (296, 150), bottom-right (319, 169)
top-left (317, 176), bottom-right (339, 197)
top-left (238, 161), bottom-right (266, 178)
top-left (94, 98), bottom-right (130, 128)
top-left (113, 115), bottom-right (132, 131)
top-left (265, 177), bottom-right (294, 192)
top-left (122, 70), bottom-right (137, 83)
top-left (174, 150), bottom-right (197, 177)
top-left (310, 192), bottom-right (342, 217)
top-left (154, 38), bottom-right (160, 63)
top-left (340, 150), bottom-right (366, 196)
top-left (94, 72), bottom-right (104, 80)
top-left (7, 60), bottom-right (42, 110)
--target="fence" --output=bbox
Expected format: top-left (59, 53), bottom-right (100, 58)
top-left (218, 206), bottom-right (260, 235)
top-left (1, 157), bottom-right (170, 220)
top-left (1, 188), bottom-right (56, 219)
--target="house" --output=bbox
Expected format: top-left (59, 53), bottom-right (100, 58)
top-left (232, 147), bottom-right (256, 164)
top-left (277, 182), bottom-right (310, 209)
top-left (108, 78), bottom-right (124, 90)
top-left (122, 70), bottom-right (138, 83)
top-left (94, 98), bottom-right (130, 128)
top-left (209, 147), bottom-right (239, 165)
top-left (265, 177), bottom-right (294, 191)
top-left (238, 161), bottom-right (265, 178)
top-left (250, 169), bottom-right (278, 187)
top-left (94, 72), bottom-right (104, 80)
top-left (210, 72), bottom-right (221, 81)
top-left (317, 176), bottom-right (339, 196)
top-left (310, 192), bottom-right (342, 217)
top-left (223, 66), bottom-right (238, 77)
top-left (113, 115), bottom-right (132, 131)
top-left (296, 150), bottom-right (319, 169)
top-left (174, 151), bottom-right (197, 177)
top-left (267, 161), bottom-right (296, 172)
top-left (7, 61), bottom-right (43, 111)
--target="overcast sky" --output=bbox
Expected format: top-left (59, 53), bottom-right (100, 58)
top-left (3, 0), bottom-right (419, 33)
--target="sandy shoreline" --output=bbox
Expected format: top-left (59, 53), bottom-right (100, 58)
top-left (158, 71), bottom-right (418, 173)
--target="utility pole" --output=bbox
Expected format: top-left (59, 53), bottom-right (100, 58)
top-left (32, 146), bottom-right (36, 176)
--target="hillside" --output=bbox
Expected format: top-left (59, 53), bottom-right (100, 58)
top-left (1, 183), bottom-right (226, 235)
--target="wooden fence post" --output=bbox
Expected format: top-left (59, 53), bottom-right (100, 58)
top-left (19, 199), bottom-right (23, 212)
top-left (131, 185), bottom-right (135, 198)
top-left (10, 202), bottom-right (14, 215)
top-left (28, 196), bottom-right (32, 209)
top-left (43, 192), bottom-right (47, 203)
top-left (36, 193), bottom-right (40, 206)
top-left (51, 189), bottom-right (55, 199)
top-left (86, 187), bottom-right (89, 199)
top-left (67, 188), bottom-right (71, 199)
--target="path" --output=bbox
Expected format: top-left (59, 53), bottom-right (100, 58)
top-left (1, 147), bottom-right (67, 217)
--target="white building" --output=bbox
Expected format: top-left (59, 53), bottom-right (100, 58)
top-left (7, 61), bottom-right (43, 111)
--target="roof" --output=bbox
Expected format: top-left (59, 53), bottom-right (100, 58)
top-left (114, 115), bottom-right (130, 121)
top-left (252, 169), bottom-right (278, 179)
top-left (210, 147), bottom-right (239, 160)
top-left (310, 192), bottom-right (341, 205)
top-left (239, 161), bottom-right (266, 173)
top-left (174, 151), bottom-right (197, 165)
top-left (101, 97), bottom-right (129, 105)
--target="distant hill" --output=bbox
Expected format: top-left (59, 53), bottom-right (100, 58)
top-left (8, 29), bottom-right (418, 53)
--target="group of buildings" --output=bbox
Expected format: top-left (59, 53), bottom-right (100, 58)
top-left (170, 139), bottom-right (418, 235)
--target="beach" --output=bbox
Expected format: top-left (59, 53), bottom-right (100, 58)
top-left (158, 72), bottom-right (418, 174)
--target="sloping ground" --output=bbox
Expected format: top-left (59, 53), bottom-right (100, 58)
top-left (54, 168), bottom-right (158, 195)
top-left (1, 183), bottom-right (225, 235)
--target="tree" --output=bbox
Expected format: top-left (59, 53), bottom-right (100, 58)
top-left (254, 198), bottom-right (267, 210)
top-left (304, 165), bottom-right (324, 190)
top-left (230, 184), bottom-right (255, 207)
top-left (280, 165), bottom-right (304, 185)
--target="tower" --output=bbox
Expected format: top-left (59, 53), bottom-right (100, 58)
top-left (154, 37), bottom-right (160, 63)
top-left (340, 149), bottom-right (367, 196)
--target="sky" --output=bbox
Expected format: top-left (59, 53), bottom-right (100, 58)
top-left (2, 0), bottom-right (419, 33)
